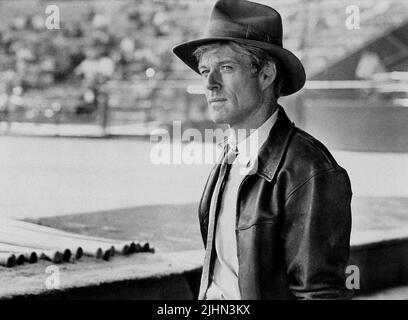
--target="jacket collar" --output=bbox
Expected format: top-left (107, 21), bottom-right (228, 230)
top-left (198, 105), bottom-right (294, 220)
top-left (256, 105), bottom-right (295, 182)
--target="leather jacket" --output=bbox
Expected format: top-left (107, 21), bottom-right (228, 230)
top-left (198, 106), bottom-right (352, 299)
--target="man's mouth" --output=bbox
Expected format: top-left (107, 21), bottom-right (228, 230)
top-left (209, 98), bottom-right (227, 104)
top-left (209, 99), bottom-right (227, 110)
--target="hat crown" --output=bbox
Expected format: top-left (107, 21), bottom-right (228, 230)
top-left (172, 0), bottom-right (306, 96)
top-left (206, 0), bottom-right (283, 46)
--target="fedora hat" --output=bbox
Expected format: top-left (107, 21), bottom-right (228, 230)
top-left (173, 0), bottom-right (306, 96)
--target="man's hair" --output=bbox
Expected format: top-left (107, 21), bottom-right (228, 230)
top-left (193, 41), bottom-right (284, 98)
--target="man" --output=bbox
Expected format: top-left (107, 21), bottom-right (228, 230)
top-left (173, 0), bottom-right (352, 300)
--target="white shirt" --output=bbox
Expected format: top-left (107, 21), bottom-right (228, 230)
top-left (205, 108), bottom-right (279, 300)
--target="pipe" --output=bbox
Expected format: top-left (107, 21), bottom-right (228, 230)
top-left (40, 250), bottom-right (63, 263)
top-left (0, 226), bottom-right (103, 259)
top-left (0, 253), bottom-right (16, 267)
top-left (15, 254), bottom-right (25, 265)
top-left (23, 251), bottom-right (38, 264)
top-left (0, 243), bottom-right (59, 264)
top-left (0, 218), bottom-right (136, 255)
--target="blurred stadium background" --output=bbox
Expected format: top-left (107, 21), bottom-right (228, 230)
top-left (0, 0), bottom-right (407, 142)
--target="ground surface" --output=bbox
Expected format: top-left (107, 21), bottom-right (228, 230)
top-left (29, 203), bottom-right (202, 253)
top-left (26, 196), bottom-right (408, 253)
top-left (0, 135), bottom-right (408, 219)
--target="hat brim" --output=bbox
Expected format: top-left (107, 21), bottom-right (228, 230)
top-left (173, 37), bottom-right (306, 96)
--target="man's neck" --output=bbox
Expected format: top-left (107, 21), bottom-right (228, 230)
top-left (229, 101), bottom-right (278, 143)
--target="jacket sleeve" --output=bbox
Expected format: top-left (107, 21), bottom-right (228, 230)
top-left (281, 168), bottom-right (353, 299)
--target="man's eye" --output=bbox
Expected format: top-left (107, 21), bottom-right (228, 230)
top-left (221, 65), bottom-right (233, 72)
top-left (200, 70), bottom-right (209, 76)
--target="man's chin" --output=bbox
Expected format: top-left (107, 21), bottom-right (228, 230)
top-left (210, 110), bottom-right (227, 124)
top-left (210, 115), bottom-right (228, 124)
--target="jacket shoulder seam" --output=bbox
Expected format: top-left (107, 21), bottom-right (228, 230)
top-left (284, 168), bottom-right (347, 203)
top-left (292, 129), bottom-right (338, 169)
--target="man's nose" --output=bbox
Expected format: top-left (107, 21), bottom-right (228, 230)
top-left (205, 70), bottom-right (221, 91)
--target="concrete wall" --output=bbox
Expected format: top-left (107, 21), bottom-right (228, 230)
top-left (11, 238), bottom-right (408, 300)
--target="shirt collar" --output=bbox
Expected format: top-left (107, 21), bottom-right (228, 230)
top-left (217, 107), bottom-right (279, 169)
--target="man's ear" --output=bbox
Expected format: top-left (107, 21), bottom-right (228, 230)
top-left (258, 61), bottom-right (277, 91)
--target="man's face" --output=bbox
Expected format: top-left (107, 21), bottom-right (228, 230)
top-left (198, 45), bottom-right (263, 127)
